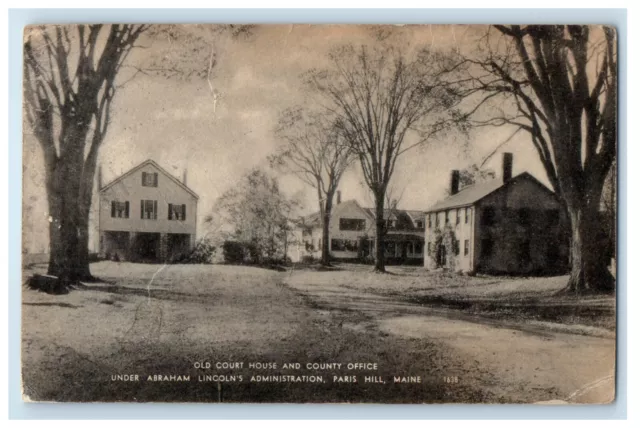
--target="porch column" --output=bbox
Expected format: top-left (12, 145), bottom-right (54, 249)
top-left (159, 233), bottom-right (168, 262)
top-left (128, 232), bottom-right (137, 262)
top-left (99, 232), bottom-right (105, 258)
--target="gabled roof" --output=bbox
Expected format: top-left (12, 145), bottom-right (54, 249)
top-left (425, 172), bottom-right (551, 212)
top-left (298, 199), bottom-right (371, 228)
top-left (99, 159), bottom-right (199, 199)
top-left (363, 208), bottom-right (425, 229)
top-left (299, 199), bottom-right (424, 231)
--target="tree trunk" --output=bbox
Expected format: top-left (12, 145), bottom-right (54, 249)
top-left (566, 203), bottom-right (615, 293)
top-left (46, 192), bottom-right (65, 277)
top-left (75, 212), bottom-right (93, 280)
top-left (320, 195), bottom-right (334, 266)
top-left (374, 195), bottom-right (386, 273)
top-left (45, 125), bottom-right (95, 284)
top-left (47, 184), bottom-right (84, 283)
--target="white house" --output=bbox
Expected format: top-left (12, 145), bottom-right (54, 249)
top-left (98, 159), bottom-right (199, 262)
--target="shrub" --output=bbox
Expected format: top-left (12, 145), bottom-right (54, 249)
top-left (301, 255), bottom-right (316, 264)
top-left (179, 239), bottom-right (216, 264)
top-left (222, 241), bottom-right (246, 264)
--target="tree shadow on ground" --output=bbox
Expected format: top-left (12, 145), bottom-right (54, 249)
top-left (76, 283), bottom-right (215, 304)
top-left (23, 302), bottom-right (82, 309)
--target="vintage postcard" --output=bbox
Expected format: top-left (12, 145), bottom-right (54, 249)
top-left (21, 24), bottom-right (617, 403)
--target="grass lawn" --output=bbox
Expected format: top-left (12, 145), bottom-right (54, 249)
top-left (21, 261), bottom-right (493, 403)
top-left (286, 263), bottom-right (616, 331)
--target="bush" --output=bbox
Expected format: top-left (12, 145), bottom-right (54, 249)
top-left (179, 239), bottom-right (216, 264)
top-left (301, 255), bottom-right (316, 264)
top-left (222, 241), bottom-right (246, 264)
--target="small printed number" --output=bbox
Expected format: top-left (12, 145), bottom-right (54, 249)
top-left (443, 376), bottom-right (459, 384)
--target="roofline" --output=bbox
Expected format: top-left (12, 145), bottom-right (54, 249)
top-left (425, 202), bottom-right (474, 213)
top-left (425, 172), bottom-right (555, 213)
top-left (99, 159), bottom-right (199, 200)
top-left (299, 200), bottom-right (427, 227)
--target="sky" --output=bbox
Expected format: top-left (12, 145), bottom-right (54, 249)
top-left (22, 24), bottom-right (548, 253)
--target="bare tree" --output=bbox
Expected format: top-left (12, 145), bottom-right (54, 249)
top-left (270, 107), bottom-right (354, 266)
top-left (23, 24), bottom-right (254, 291)
top-left (307, 45), bottom-right (458, 272)
top-left (23, 24), bottom-right (148, 288)
top-left (213, 168), bottom-right (300, 263)
top-left (440, 25), bottom-right (616, 293)
top-left (457, 163), bottom-right (496, 190)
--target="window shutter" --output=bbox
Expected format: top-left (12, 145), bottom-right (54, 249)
top-left (153, 200), bottom-right (157, 219)
top-left (141, 200), bottom-right (144, 219)
top-left (168, 203), bottom-right (173, 220)
top-left (111, 201), bottom-right (115, 217)
top-left (181, 204), bottom-right (186, 221)
top-left (153, 173), bottom-right (158, 187)
top-left (125, 201), bottom-right (130, 218)
top-left (142, 172), bottom-right (146, 186)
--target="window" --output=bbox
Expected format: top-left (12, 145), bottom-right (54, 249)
top-left (331, 239), bottom-right (358, 252)
top-left (481, 207), bottom-right (496, 226)
top-left (168, 203), bottom-right (186, 221)
top-left (465, 207), bottom-right (470, 224)
top-left (416, 220), bottom-right (424, 229)
top-left (456, 209), bottom-right (461, 225)
top-left (464, 239), bottom-right (470, 256)
top-left (111, 201), bottom-right (129, 218)
top-left (415, 242), bottom-right (424, 255)
top-left (141, 200), bottom-right (157, 220)
top-left (517, 208), bottom-right (531, 226)
top-left (445, 211), bottom-right (450, 224)
top-left (428, 214), bottom-right (432, 228)
top-left (339, 218), bottom-right (365, 231)
top-left (435, 213), bottom-right (440, 227)
top-left (142, 171), bottom-right (158, 187)
top-left (454, 240), bottom-right (460, 255)
top-left (480, 238), bottom-right (493, 258)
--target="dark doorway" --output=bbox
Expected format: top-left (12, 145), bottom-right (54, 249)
top-left (167, 233), bottom-right (191, 262)
top-left (103, 231), bottom-right (129, 261)
top-left (131, 233), bottom-right (160, 262)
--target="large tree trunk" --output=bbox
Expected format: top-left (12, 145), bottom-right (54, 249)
top-left (374, 195), bottom-right (386, 273)
top-left (46, 183), bottom-right (85, 283)
top-left (45, 125), bottom-right (96, 284)
top-left (566, 202), bottom-right (615, 293)
top-left (320, 193), bottom-right (335, 266)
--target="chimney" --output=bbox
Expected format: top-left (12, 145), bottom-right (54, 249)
top-left (336, 190), bottom-right (342, 204)
top-left (450, 170), bottom-right (460, 195)
top-left (182, 169), bottom-right (187, 186)
top-left (97, 165), bottom-right (102, 189)
top-left (502, 152), bottom-right (513, 183)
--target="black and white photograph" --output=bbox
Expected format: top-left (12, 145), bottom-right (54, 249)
top-left (20, 23), bottom-right (617, 404)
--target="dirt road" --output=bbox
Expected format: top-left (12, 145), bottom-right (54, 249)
top-left (285, 273), bottom-right (616, 404)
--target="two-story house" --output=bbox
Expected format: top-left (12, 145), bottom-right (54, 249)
top-left (291, 192), bottom-right (425, 264)
top-left (424, 153), bottom-right (569, 274)
top-left (98, 159), bottom-right (198, 262)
